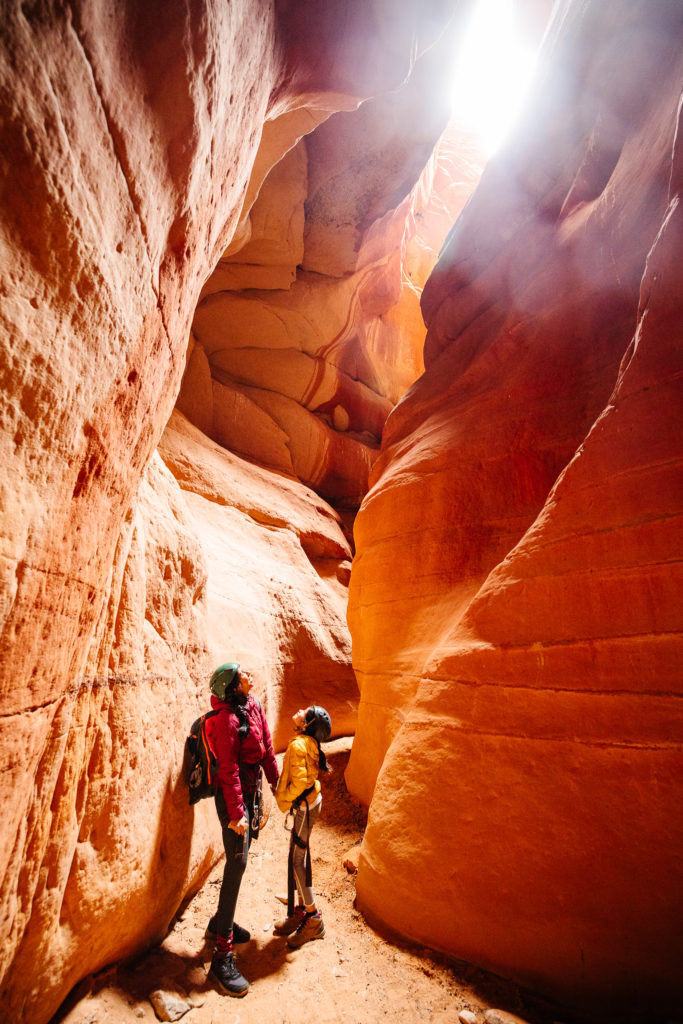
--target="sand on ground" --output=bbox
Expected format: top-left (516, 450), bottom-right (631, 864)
top-left (53, 739), bottom-right (560, 1024)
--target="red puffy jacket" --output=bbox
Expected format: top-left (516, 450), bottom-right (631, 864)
top-left (205, 694), bottom-right (279, 822)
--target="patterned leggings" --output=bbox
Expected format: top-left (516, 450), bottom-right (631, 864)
top-left (292, 799), bottom-right (321, 906)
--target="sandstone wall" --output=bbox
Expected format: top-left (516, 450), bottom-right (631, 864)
top-left (180, 28), bottom-right (482, 512)
top-left (0, 2), bottom-right (465, 1020)
top-left (350, 0), bottom-right (683, 1013)
top-left (158, 411), bottom-right (357, 749)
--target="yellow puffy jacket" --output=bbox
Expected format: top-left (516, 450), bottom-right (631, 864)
top-left (275, 733), bottom-right (321, 813)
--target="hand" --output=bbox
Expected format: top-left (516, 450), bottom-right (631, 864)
top-left (228, 815), bottom-right (248, 835)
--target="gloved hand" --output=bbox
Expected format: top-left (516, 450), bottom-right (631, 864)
top-left (228, 815), bottom-right (248, 835)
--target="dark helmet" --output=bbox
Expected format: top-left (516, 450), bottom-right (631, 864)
top-left (304, 705), bottom-right (332, 743)
top-left (209, 662), bottom-right (240, 702)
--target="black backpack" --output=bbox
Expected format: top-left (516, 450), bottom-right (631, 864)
top-left (184, 709), bottom-right (220, 805)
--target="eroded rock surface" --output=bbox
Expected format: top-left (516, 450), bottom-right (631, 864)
top-left (0, 2), bottom-right (464, 1021)
top-left (350, 0), bottom-right (683, 1013)
top-left (158, 411), bottom-right (357, 749)
top-left (180, 27), bottom-right (482, 510)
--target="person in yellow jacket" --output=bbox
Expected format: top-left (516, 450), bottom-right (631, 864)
top-left (274, 705), bottom-right (332, 947)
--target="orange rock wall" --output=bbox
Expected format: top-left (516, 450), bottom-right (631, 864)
top-left (158, 411), bottom-right (357, 750)
top-left (0, 2), bottom-right (465, 1021)
top-left (182, 26), bottom-right (482, 510)
top-left (350, 0), bottom-right (683, 1014)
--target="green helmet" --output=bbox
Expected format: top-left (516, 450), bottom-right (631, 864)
top-left (209, 662), bottom-right (240, 702)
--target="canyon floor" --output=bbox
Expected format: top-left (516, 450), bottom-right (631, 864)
top-left (54, 739), bottom-right (565, 1024)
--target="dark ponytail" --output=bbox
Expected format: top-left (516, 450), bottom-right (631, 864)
top-left (227, 686), bottom-right (250, 738)
top-left (302, 705), bottom-right (332, 772)
top-left (304, 725), bottom-right (331, 773)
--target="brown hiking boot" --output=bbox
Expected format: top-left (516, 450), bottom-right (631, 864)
top-left (273, 904), bottom-right (306, 936)
top-left (286, 912), bottom-right (325, 948)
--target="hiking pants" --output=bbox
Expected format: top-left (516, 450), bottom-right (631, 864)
top-left (215, 788), bottom-right (251, 939)
top-left (292, 799), bottom-right (321, 906)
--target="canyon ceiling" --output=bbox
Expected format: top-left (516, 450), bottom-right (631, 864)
top-left (0, 1), bottom-right (681, 1023)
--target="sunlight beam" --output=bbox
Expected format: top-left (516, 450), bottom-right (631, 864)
top-left (451, 0), bottom-right (538, 154)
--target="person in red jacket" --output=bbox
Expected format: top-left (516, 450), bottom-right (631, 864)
top-left (203, 662), bottom-right (279, 998)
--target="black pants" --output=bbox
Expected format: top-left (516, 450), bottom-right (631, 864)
top-left (215, 788), bottom-right (251, 938)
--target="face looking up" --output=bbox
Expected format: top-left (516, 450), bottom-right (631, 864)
top-left (293, 708), bottom-right (309, 730)
top-left (238, 670), bottom-right (254, 697)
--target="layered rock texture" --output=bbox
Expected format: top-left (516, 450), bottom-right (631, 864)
top-left (0, 2), bottom-right (475, 1022)
top-left (180, 75), bottom-right (482, 512)
top-left (350, 0), bottom-right (683, 1015)
top-left (3, 0), bottom-right (680, 1020)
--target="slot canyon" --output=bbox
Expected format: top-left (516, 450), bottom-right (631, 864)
top-left (0, 1), bottom-right (681, 1022)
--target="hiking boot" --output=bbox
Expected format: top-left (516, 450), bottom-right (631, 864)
top-left (209, 953), bottom-right (249, 997)
top-left (273, 905), bottom-right (306, 936)
top-left (286, 912), bottom-right (325, 948)
top-left (205, 916), bottom-right (250, 943)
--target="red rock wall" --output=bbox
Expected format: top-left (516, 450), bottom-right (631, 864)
top-left (350, 0), bottom-right (683, 1013)
top-left (0, 2), bottom-right (465, 1021)
top-left (158, 411), bottom-right (357, 750)
top-left (1, 4), bottom-right (278, 1016)
top-left (180, 24), bottom-right (482, 511)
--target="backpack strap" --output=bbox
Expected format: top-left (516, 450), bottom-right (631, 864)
top-left (201, 709), bottom-right (220, 788)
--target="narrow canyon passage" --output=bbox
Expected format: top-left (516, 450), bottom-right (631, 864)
top-left (1, 2), bottom-right (681, 1023)
top-left (54, 741), bottom-right (566, 1024)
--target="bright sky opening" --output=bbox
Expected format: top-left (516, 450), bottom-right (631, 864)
top-left (450, 0), bottom-right (539, 154)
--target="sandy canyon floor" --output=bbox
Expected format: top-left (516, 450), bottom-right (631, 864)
top-left (54, 739), bottom-right (566, 1024)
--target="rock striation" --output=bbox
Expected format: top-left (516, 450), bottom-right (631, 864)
top-left (349, 0), bottom-right (683, 1014)
top-left (158, 410), bottom-right (357, 750)
top-left (0, 2), bottom-right (468, 1021)
top-left (181, 29), bottom-right (481, 512)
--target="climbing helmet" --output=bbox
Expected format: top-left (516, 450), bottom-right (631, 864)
top-left (209, 662), bottom-right (240, 702)
top-left (305, 705), bottom-right (332, 743)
